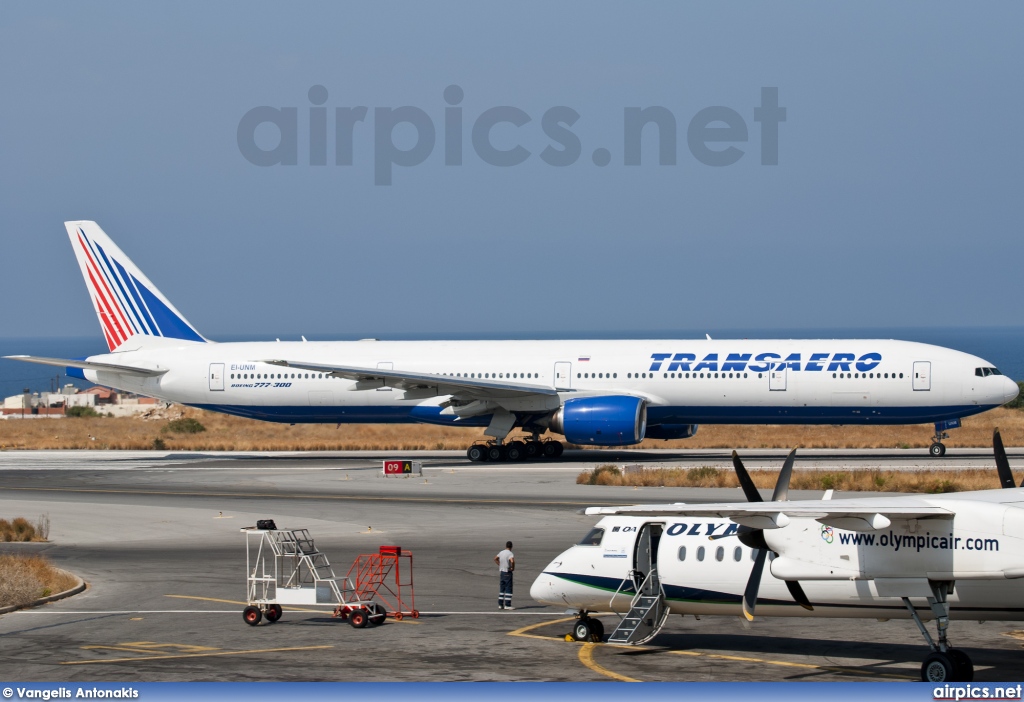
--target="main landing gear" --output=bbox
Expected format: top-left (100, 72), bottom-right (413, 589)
top-left (466, 440), bottom-right (564, 462)
top-left (903, 581), bottom-right (974, 682)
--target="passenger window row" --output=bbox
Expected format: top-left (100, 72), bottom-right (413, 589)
top-left (678, 545), bottom-right (775, 563)
top-left (442, 372), bottom-right (539, 379)
top-left (231, 372), bottom-right (326, 380)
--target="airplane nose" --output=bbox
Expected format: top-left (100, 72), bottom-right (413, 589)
top-left (530, 573), bottom-right (557, 605)
top-left (1004, 377), bottom-right (1020, 404)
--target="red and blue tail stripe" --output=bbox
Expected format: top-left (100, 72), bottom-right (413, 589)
top-left (71, 223), bottom-right (205, 351)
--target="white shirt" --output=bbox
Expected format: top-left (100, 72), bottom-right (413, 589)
top-left (497, 549), bottom-right (514, 572)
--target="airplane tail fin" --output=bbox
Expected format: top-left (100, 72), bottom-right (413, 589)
top-left (65, 221), bottom-right (208, 352)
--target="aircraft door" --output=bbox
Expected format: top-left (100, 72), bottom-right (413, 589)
top-left (913, 361), bottom-right (931, 391)
top-left (632, 523), bottom-right (663, 595)
top-left (209, 363), bottom-right (225, 391)
top-left (554, 362), bottom-right (573, 391)
top-left (377, 361), bottom-right (393, 391)
top-left (769, 364), bottom-right (787, 391)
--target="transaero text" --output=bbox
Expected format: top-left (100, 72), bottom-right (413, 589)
top-left (649, 352), bottom-right (883, 373)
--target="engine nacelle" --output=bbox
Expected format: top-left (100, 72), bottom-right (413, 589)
top-left (549, 396), bottom-right (647, 446)
top-left (644, 423), bottom-right (699, 440)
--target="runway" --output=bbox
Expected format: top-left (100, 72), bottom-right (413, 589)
top-left (1, 449), bottom-right (1022, 682)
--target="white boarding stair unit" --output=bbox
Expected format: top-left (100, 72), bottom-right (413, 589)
top-left (607, 567), bottom-right (670, 645)
top-left (245, 527), bottom-right (351, 606)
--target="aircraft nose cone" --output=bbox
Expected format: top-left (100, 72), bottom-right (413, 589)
top-left (530, 572), bottom-right (560, 606)
top-left (1004, 377), bottom-right (1020, 404)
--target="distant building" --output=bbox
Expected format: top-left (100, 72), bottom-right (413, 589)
top-left (0, 384), bottom-right (159, 418)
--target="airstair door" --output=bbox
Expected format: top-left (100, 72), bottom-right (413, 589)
top-left (554, 362), bottom-right (573, 391)
top-left (633, 523), bottom-right (662, 590)
top-left (609, 523), bottom-right (669, 645)
top-left (209, 363), bottom-right (225, 391)
top-left (913, 361), bottom-right (931, 391)
top-left (377, 361), bottom-right (393, 391)
top-left (769, 363), bottom-right (787, 391)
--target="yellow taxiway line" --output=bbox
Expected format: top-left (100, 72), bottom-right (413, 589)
top-left (508, 616), bottom-right (915, 682)
top-left (62, 645), bottom-right (332, 666)
top-left (164, 594), bottom-right (420, 623)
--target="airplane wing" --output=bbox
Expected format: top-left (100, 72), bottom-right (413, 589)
top-left (4, 355), bottom-right (168, 377)
top-left (585, 501), bottom-right (952, 519)
top-left (584, 499), bottom-right (953, 531)
top-left (259, 359), bottom-right (558, 399)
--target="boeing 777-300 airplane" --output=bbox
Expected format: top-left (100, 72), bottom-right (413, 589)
top-left (6, 221), bottom-right (1018, 460)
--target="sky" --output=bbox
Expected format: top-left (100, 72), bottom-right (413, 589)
top-left (1, 2), bottom-right (1023, 341)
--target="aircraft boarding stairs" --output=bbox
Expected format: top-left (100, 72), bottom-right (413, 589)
top-left (607, 567), bottom-right (670, 645)
top-left (250, 527), bottom-right (348, 605)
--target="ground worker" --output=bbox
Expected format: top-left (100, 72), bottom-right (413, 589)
top-left (494, 541), bottom-right (515, 610)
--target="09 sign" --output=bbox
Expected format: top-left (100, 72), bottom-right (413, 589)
top-left (383, 460), bottom-right (421, 476)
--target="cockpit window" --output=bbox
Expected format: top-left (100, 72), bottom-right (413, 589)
top-left (976, 367), bottom-right (1003, 377)
top-left (577, 528), bottom-right (604, 546)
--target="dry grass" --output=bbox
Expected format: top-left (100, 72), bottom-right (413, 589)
top-left (0, 515), bottom-right (49, 542)
top-left (0, 406), bottom-right (488, 451)
top-left (0, 553), bottom-right (78, 609)
top-left (576, 465), bottom-right (1023, 493)
top-left (0, 405), bottom-right (1022, 452)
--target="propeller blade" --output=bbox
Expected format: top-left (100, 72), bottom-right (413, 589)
top-left (994, 428), bottom-right (1016, 489)
top-left (786, 580), bottom-right (814, 611)
top-left (742, 548), bottom-right (768, 621)
top-left (732, 450), bottom-right (763, 503)
top-left (771, 449), bottom-right (797, 502)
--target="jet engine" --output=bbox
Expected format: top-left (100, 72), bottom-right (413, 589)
top-left (644, 423), bottom-right (699, 440)
top-left (549, 396), bottom-right (647, 446)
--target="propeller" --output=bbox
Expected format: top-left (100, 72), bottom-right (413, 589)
top-left (993, 428), bottom-right (1020, 489)
top-left (729, 449), bottom-right (813, 620)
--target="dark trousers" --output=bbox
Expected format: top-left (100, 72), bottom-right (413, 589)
top-left (499, 571), bottom-right (513, 607)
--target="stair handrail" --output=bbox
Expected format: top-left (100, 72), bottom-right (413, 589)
top-left (610, 567), bottom-right (661, 615)
top-left (609, 569), bottom-right (639, 615)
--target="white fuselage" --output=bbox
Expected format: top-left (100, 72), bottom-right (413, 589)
top-left (71, 338), bottom-right (1016, 431)
top-left (531, 489), bottom-right (1024, 620)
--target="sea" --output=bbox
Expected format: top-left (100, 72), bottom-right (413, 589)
top-left (1, 326), bottom-right (1022, 401)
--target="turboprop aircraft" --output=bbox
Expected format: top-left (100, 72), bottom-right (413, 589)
top-left (5, 221), bottom-right (1019, 460)
top-left (530, 430), bottom-right (1024, 682)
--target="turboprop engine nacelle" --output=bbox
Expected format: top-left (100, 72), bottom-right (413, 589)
top-left (549, 395), bottom-right (647, 446)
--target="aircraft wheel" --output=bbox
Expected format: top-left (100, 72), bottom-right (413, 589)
top-left (505, 441), bottom-right (525, 461)
top-left (487, 445), bottom-right (506, 462)
top-left (265, 604), bottom-right (282, 623)
top-left (552, 442), bottom-right (564, 458)
top-left (542, 442), bottom-right (560, 458)
top-left (467, 445), bottom-right (487, 462)
top-left (929, 442), bottom-right (946, 457)
top-left (524, 441), bottom-right (542, 459)
top-left (921, 651), bottom-right (955, 682)
top-left (349, 608), bottom-right (369, 628)
top-left (948, 649), bottom-right (974, 682)
top-left (572, 619), bottom-right (594, 642)
top-left (242, 606), bottom-right (262, 626)
top-left (589, 618), bottom-right (605, 642)
top-left (367, 603), bottom-right (387, 626)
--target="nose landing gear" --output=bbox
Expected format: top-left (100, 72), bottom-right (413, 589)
top-left (929, 419), bottom-right (962, 458)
